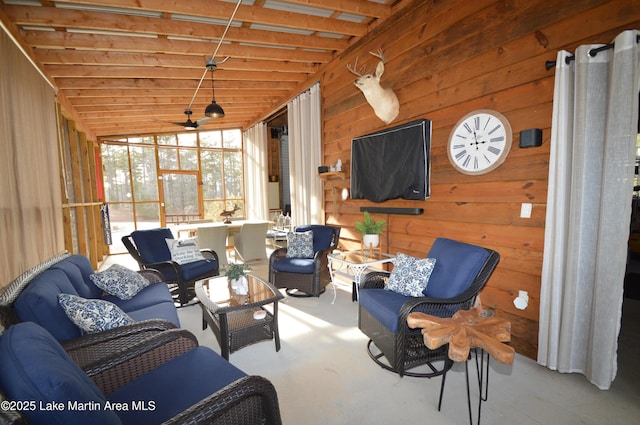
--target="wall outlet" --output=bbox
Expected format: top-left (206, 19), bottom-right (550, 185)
top-left (520, 203), bottom-right (532, 218)
top-left (514, 290), bottom-right (529, 310)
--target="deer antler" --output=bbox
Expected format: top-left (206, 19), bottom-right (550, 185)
top-left (347, 56), bottom-right (368, 77)
top-left (369, 48), bottom-right (386, 63)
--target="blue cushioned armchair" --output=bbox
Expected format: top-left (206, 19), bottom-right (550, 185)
top-left (358, 238), bottom-right (500, 377)
top-left (122, 228), bottom-right (219, 306)
top-left (269, 224), bottom-right (341, 297)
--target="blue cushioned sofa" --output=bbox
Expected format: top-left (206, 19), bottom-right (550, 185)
top-left (0, 253), bottom-right (180, 368)
top-left (0, 321), bottom-right (282, 425)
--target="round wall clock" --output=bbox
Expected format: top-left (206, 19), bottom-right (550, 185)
top-left (447, 109), bottom-right (512, 175)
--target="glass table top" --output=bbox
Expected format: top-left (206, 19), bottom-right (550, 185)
top-left (197, 274), bottom-right (282, 313)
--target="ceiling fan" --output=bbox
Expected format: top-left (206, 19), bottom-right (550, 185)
top-left (152, 0), bottom-right (241, 129)
top-left (153, 109), bottom-right (211, 130)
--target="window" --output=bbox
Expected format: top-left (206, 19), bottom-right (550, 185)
top-left (101, 129), bottom-right (245, 253)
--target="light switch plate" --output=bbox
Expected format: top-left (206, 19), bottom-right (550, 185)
top-left (520, 203), bottom-right (532, 218)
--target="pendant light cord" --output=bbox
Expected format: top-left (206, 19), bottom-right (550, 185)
top-left (185, 0), bottom-right (242, 112)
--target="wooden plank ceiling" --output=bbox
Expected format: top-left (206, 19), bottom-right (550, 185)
top-left (1, 0), bottom-right (395, 138)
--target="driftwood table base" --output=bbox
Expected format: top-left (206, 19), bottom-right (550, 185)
top-left (407, 299), bottom-right (515, 425)
top-left (407, 301), bottom-right (515, 365)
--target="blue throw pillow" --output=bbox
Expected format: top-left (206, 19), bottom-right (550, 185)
top-left (90, 264), bottom-right (150, 300)
top-left (385, 253), bottom-right (436, 297)
top-left (58, 294), bottom-right (135, 334)
top-left (286, 231), bottom-right (314, 258)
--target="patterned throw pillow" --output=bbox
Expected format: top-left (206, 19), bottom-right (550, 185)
top-left (165, 238), bottom-right (205, 264)
top-left (58, 294), bottom-right (135, 334)
top-left (286, 231), bottom-right (314, 259)
top-left (385, 253), bottom-right (436, 297)
top-left (90, 264), bottom-right (150, 300)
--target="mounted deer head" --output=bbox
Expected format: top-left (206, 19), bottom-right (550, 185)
top-left (347, 49), bottom-right (400, 124)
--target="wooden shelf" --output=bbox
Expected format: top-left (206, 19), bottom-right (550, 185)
top-left (319, 170), bottom-right (349, 180)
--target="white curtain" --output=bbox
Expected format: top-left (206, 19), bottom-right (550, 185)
top-left (538, 30), bottom-right (640, 390)
top-left (243, 122), bottom-right (269, 220)
top-left (287, 82), bottom-right (323, 226)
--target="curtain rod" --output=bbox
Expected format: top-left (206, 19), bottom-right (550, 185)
top-left (545, 34), bottom-right (640, 70)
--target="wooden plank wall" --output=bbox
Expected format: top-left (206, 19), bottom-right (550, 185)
top-left (59, 114), bottom-right (106, 269)
top-left (320, 0), bottom-right (640, 358)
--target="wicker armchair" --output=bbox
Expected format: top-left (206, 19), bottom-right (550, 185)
top-left (269, 224), bottom-right (341, 297)
top-left (0, 322), bottom-right (282, 425)
top-left (358, 238), bottom-right (500, 378)
top-left (122, 228), bottom-right (220, 306)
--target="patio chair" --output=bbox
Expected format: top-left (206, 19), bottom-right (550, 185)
top-left (122, 228), bottom-right (220, 306)
top-left (358, 238), bottom-right (500, 377)
top-left (269, 224), bottom-right (341, 297)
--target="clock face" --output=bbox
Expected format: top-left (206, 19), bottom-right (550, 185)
top-left (447, 110), bottom-right (512, 175)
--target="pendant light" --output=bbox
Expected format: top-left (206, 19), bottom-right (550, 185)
top-left (204, 60), bottom-right (225, 118)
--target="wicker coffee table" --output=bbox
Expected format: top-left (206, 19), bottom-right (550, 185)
top-left (196, 274), bottom-right (284, 360)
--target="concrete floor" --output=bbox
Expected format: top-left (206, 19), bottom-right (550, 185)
top-left (102, 254), bottom-right (640, 425)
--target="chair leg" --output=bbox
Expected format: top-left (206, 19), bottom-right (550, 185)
top-left (285, 287), bottom-right (326, 298)
top-left (438, 368), bottom-right (447, 411)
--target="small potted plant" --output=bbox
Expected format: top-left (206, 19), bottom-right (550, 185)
top-left (224, 262), bottom-right (251, 295)
top-left (354, 211), bottom-right (386, 248)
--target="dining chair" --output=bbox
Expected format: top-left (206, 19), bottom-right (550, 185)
top-left (234, 222), bottom-right (270, 262)
top-left (197, 225), bottom-right (229, 267)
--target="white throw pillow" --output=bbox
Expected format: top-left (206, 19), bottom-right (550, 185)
top-left (386, 253), bottom-right (436, 297)
top-left (58, 294), bottom-right (135, 334)
top-left (165, 238), bottom-right (205, 264)
top-left (90, 264), bottom-right (150, 300)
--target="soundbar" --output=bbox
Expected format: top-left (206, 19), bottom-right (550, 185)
top-left (360, 207), bottom-right (424, 215)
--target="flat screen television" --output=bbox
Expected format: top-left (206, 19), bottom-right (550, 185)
top-left (350, 119), bottom-right (431, 203)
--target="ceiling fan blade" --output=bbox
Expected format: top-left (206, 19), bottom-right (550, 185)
top-left (151, 118), bottom-right (198, 129)
top-left (196, 116), bottom-right (212, 126)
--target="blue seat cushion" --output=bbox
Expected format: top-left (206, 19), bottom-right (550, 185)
top-left (103, 282), bottom-right (174, 312)
top-left (295, 225), bottom-right (334, 253)
top-left (0, 322), bottom-right (120, 425)
top-left (130, 228), bottom-right (174, 264)
top-left (423, 238), bottom-right (490, 298)
top-left (104, 283), bottom-right (181, 327)
top-left (359, 288), bottom-right (409, 333)
top-left (14, 269), bottom-right (84, 341)
top-left (107, 346), bottom-right (246, 425)
top-left (153, 259), bottom-right (218, 282)
top-left (272, 258), bottom-right (315, 274)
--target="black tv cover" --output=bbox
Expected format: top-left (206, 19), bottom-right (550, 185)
top-left (351, 119), bottom-right (431, 203)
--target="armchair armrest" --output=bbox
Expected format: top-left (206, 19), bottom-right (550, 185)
top-left (163, 375), bottom-right (282, 425)
top-left (270, 247), bottom-right (288, 261)
top-left (360, 270), bottom-right (390, 290)
top-left (137, 269), bottom-right (165, 283)
top-left (142, 259), bottom-right (181, 273)
top-left (62, 319), bottom-right (178, 369)
top-left (200, 248), bottom-right (219, 263)
top-left (268, 248), bottom-right (288, 270)
top-left (85, 329), bottom-right (199, 394)
top-left (312, 246), bottom-right (334, 272)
